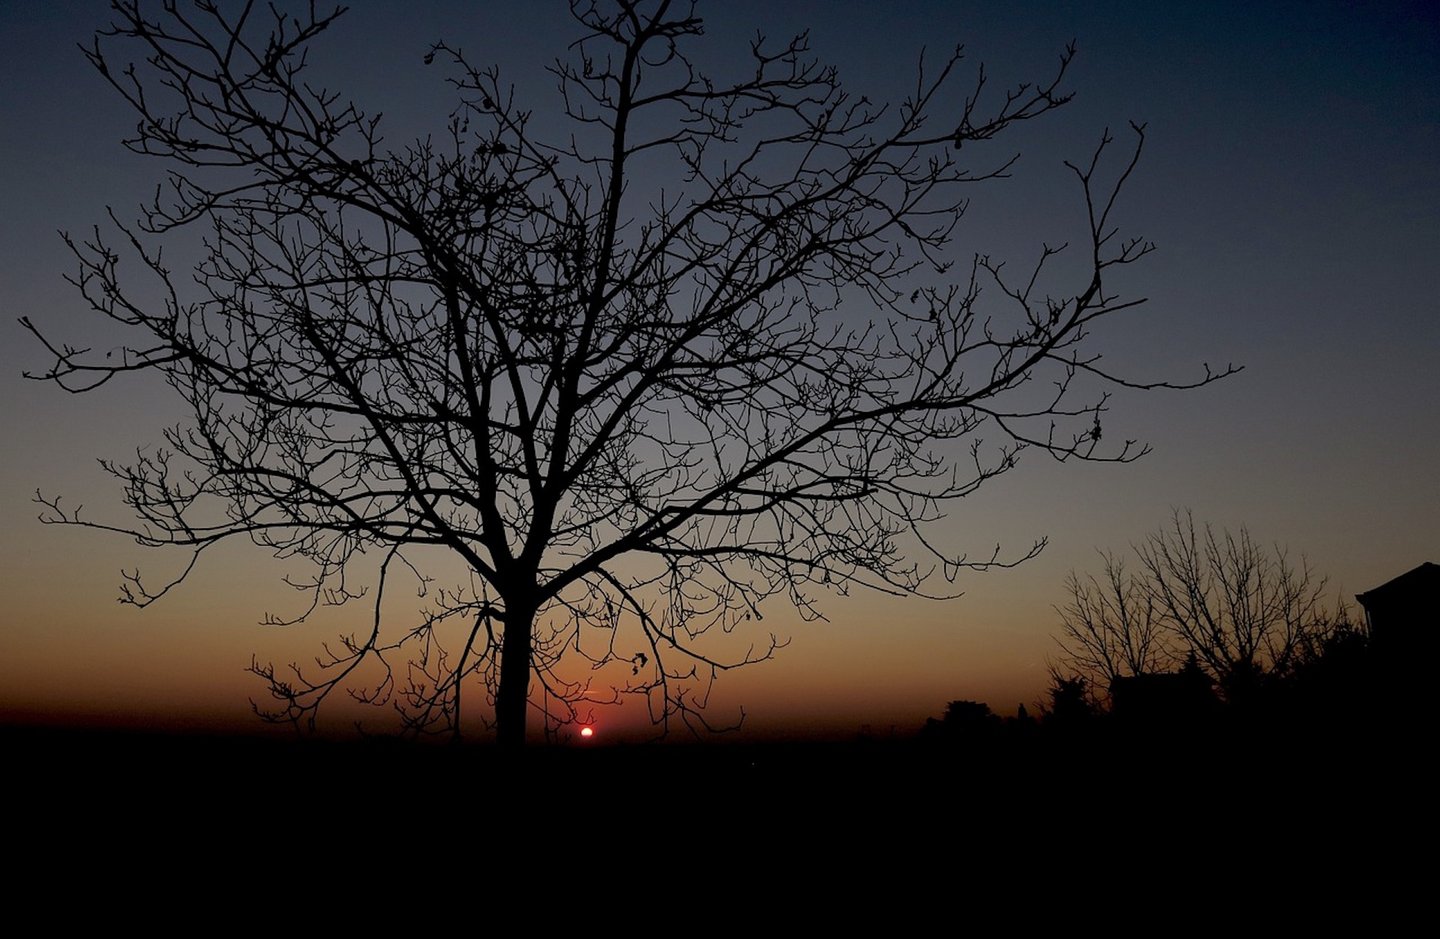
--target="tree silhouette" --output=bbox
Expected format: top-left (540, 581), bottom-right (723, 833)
top-left (25, 1), bottom-right (1230, 746)
top-left (1137, 511), bottom-right (1329, 700)
top-left (1055, 550), bottom-right (1167, 688)
top-left (1053, 511), bottom-right (1337, 707)
top-left (1041, 671), bottom-right (1096, 727)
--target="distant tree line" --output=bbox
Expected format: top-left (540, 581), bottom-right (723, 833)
top-left (923, 511), bottom-right (1421, 744)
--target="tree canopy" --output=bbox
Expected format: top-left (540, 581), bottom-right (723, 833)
top-left (25, 1), bottom-right (1230, 744)
top-left (1054, 511), bottom-right (1340, 703)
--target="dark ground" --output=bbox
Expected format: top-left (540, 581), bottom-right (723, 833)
top-left (6, 719), bottom-right (1425, 883)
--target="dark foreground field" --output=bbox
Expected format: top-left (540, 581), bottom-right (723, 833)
top-left (6, 719), bottom-right (1425, 882)
top-left (4, 725), bottom-right (1429, 930)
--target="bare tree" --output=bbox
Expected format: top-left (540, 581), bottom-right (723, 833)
top-left (24, 1), bottom-right (1229, 746)
top-left (1136, 511), bottom-right (1328, 696)
top-left (1053, 512), bottom-right (1333, 704)
top-left (1054, 551), bottom-right (1167, 689)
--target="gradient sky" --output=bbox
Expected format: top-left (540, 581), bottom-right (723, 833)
top-left (2, 1), bottom-right (1436, 741)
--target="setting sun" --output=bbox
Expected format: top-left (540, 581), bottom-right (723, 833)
top-left (579, 726), bottom-right (594, 739)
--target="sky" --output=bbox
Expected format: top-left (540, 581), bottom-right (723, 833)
top-left (1, 0), bottom-right (1436, 742)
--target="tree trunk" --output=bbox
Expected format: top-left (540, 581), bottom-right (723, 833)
top-left (495, 601), bottom-right (534, 749)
